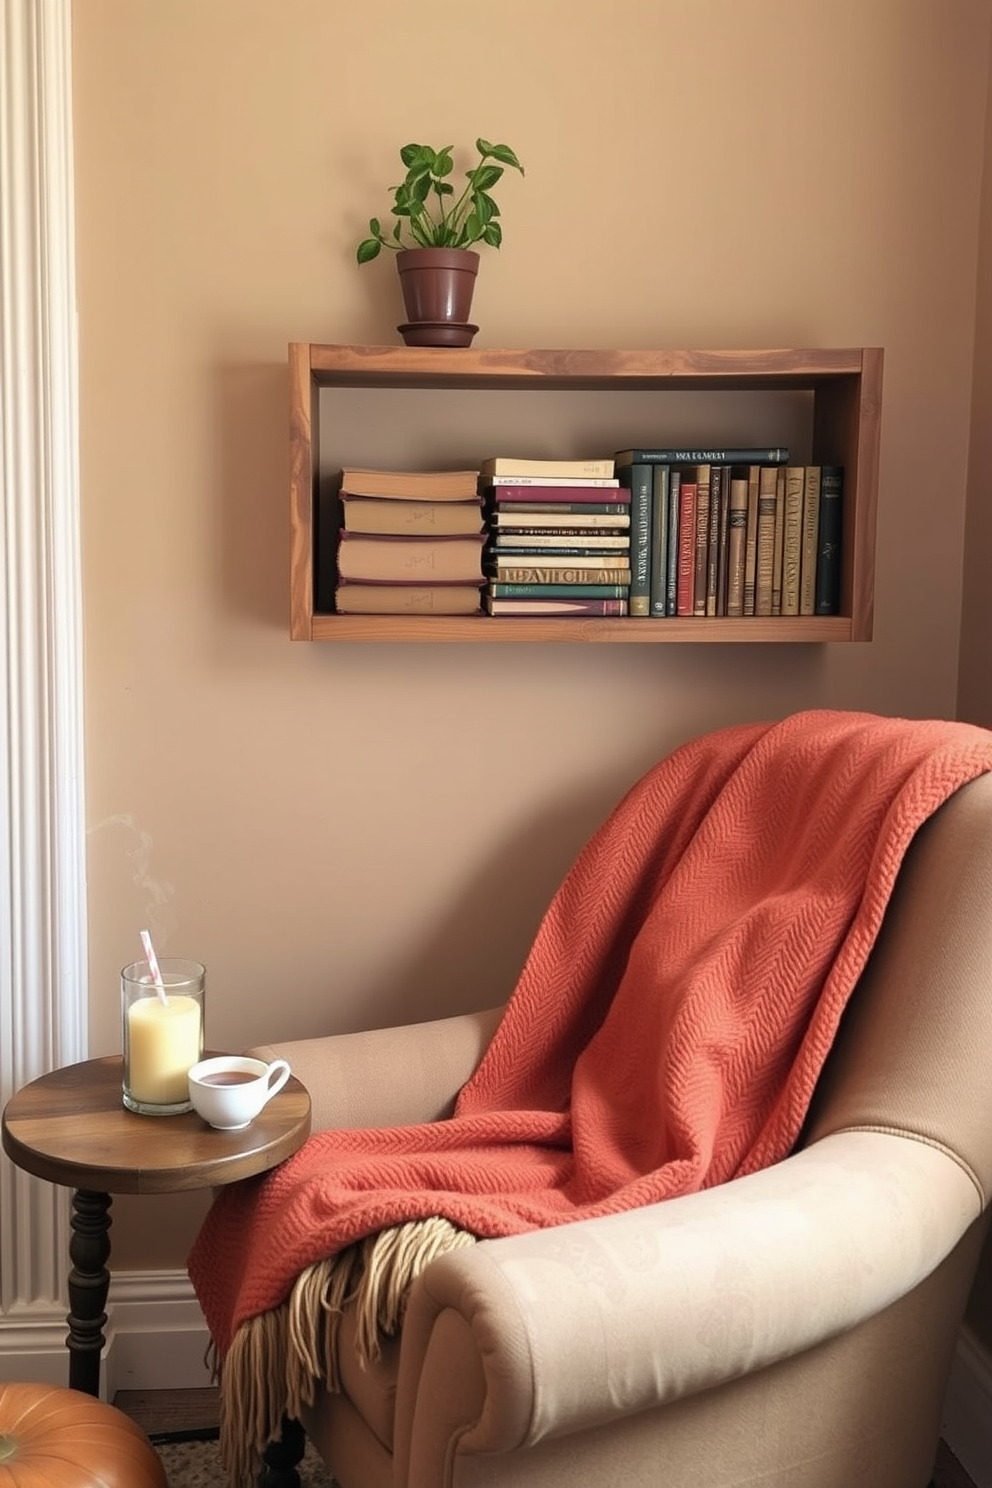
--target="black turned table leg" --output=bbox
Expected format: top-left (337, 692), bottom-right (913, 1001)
top-left (66, 1188), bottom-right (112, 1395)
top-left (258, 1415), bottom-right (306, 1487)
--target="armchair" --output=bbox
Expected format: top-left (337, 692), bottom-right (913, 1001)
top-left (243, 766), bottom-right (992, 1488)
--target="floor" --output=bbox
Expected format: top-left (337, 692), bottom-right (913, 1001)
top-left (113, 1388), bottom-right (979, 1486)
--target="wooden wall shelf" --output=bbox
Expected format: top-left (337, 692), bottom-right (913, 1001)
top-left (288, 344), bottom-right (882, 643)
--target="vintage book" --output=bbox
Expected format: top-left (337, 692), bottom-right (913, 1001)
top-left (692, 463), bottom-right (711, 617)
top-left (341, 494), bottom-right (484, 535)
top-left (648, 463), bottom-right (670, 618)
top-left (781, 466), bottom-right (805, 616)
top-left (339, 467), bottom-right (479, 500)
top-left (615, 462), bottom-right (652, 616)
top-left (489, 564), bottom-right (632, 584)
top-left (334, 583), bottom-right (482, 615)
top-left (754, 465), bottom-right (779, 617)
top-left (743, 465), bottom-right (761, 616)
top-left (480, 456), bottom-right (615, 480)
top-left (489, 509), bottom-right (630, 528)
top-left (799, 465), bottom-right (823, 615)
top-left (665, 467), bottom-right (681, 616)
top-left (615, 445), bottom-right (790, 465)
top-left (725, 467), bottom-right (750, 617)
top-left (710, 465), bottom-right (730, 616)
top-left (487, 551), bottom-right (630, 570)
top-left (771, 466), bottom-right (786, 615)
top-left (484, 596), bottom-right (629, 617)
top-left (814, 465), bottom-right (844, 615)
top-left (489, 582), bottom-right (630, 599)
top-left (489, 501), bottom-right (629, 517)
top-left (675, 473), bottom-right (698, 617)
top-left (489, 534), bottom-right (630, 550)
top-left (336, 531), bottom-right (486, 583)
top-left (485, 477), bottom-right (623, 492)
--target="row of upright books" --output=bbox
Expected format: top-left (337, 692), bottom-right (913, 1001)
top-left (615, 448), bottom-right (843, 619)
top-left (329, 449), bottom-right (843, 619)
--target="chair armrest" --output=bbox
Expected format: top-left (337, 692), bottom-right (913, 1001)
top-left (246, 1006), bottom-right (503, 1132)
top-left (393, 1129), bottom-right (981, 1474)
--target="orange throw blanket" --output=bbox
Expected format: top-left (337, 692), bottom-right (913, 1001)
top-left (188, 708), bottom-right (992, 1452)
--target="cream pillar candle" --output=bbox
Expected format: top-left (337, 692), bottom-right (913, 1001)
top-left (121, 955), bottom-right (206, 1114)
top-left (126, 994), bottom-right (202, 1105)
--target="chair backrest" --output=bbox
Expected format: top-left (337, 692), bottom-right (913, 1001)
top-left (803, 770), bottom-right (992, 1212)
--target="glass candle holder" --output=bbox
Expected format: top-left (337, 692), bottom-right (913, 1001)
top-left (121, 957), bottom-right (205, 1115)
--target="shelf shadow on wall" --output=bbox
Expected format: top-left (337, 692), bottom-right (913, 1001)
top-left (211, 358), bottom-right (291, 632)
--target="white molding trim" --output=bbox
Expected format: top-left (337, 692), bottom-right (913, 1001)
top-left (942, 1325), bottom-right (992, 1488)
top-left (0, 0), bottom-right (87, 1377)
top-left (0, 1272), bottom-right (215, 1397)
top-left (0, 1312), bottom-right (76, 1388)
top-left (103, 1272), bottom-right (213, 1397)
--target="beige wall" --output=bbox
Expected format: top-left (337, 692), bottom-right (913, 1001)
top-left (72, 0), bottom-right (992, 1281)
top-left (960, 14), bottom-right (992, 734)
top-left (959, 11), bottom-right (992, 1345)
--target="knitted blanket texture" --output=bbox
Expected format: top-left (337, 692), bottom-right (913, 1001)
top-left (187, 708), bottom-right (992, 1469)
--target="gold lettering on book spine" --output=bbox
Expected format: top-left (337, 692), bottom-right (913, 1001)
top-left (781, 467), bottom-right (805, 617)
top-left (496, 567), bottom-right (630, 584)
top-left (754, 467), bottom-right (778, 617)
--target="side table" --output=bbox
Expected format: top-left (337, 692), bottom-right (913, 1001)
top-left (1, 1053), bottom-right (311, 1396)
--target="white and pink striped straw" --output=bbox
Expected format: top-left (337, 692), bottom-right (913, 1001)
top-left (140, 929), bottom-right (169, 1006)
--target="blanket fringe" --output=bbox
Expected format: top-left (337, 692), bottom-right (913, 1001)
top-left (355, 1212), bottom-right (477, 1362)
top-left (218, 1216), bottom-right (476, 1488)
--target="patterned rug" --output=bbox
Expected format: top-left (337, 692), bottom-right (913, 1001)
top-left (154, 1435), bottom-right (336, 1487)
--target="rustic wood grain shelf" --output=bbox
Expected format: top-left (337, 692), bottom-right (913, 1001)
top-left (288, 344), bottom-right (883, 643)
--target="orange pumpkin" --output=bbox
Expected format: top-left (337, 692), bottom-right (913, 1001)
top-left (0, 1383), bottom-right (166, 1487)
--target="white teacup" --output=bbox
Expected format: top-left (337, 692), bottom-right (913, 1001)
top-left (188, 1055), bottom-right (291, 1131)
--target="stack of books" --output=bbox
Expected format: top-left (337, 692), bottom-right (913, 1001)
top-left (481, 456), bottom-right (632, 616)
top-left (613, 448), bottom-right (844, 619)
top-left (333, 467), bottom-right (487, 615)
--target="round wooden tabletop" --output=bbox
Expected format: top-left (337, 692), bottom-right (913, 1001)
top-left (1, 1053), bottom-right (312, 1194)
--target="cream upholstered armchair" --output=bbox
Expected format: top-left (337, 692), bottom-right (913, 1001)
top-left (246, 770), bottom-right (992, 1488)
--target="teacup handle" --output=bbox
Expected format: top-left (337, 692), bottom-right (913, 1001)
top-left (261, 1059), bottom-right (291, 1105)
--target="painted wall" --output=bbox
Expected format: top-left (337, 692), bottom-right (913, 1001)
top-left (958, 12), bottom-right (992, 1347)
top-left (72, 0), bottom-right (991, 1298)
top-left (960, 23), bottom-right (992, 737)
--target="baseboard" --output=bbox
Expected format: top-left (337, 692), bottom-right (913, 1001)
top-left (0, 1272), bottom-right (215, 1398)
top-left (102, 1270), bottom-right (214, 1397)
top-left (942, 1325), bottom-right (992, 1488)
top-left (0, 1312), bottom-right (73, 1388)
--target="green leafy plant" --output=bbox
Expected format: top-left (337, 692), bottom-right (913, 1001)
top-left (356, 138), bottom-right (524, 263)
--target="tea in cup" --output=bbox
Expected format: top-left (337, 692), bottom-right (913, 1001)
top-left (188, 1055), bottom-right (291, 1131)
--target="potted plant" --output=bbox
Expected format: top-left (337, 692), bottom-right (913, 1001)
top-left (356, 138), bottom-right (524, 347)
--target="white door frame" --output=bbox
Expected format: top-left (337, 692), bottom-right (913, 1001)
top-left (0, 0), bottom-right (88, 1384)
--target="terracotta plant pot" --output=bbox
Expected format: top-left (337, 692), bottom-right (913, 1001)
top-left (396, 248), bottom-right (480, 347)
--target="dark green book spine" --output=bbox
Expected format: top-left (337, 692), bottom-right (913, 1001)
top-left (814, 466), bottom-right (844, 615)
top-left (489, 583), bottom-right (629, 599)
top-left (649, 464), bottom-right (670, 617)
top-left (615, 445), bottom-right (789, 464)
top-left (618, 462), bottom-right (652, 616)
top-left (490, 502), bottom-right (629, 515)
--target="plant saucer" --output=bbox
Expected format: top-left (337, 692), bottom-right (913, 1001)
top-left (397, 322), bottom-right (479, 349)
